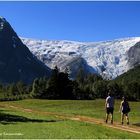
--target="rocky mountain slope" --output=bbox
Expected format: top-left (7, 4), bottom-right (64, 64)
top-left (127, 41), bottom-right (140, 69)
top-left (0, 17), bottom-right (50, 84)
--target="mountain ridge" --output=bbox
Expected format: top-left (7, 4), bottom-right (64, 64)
top-left (21, 37), bottom-right (140, 79)
top-left (0, 17), bottom-right (51, 84)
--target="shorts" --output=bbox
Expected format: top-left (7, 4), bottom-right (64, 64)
top-left (122, 110), bottom-right (129, 114)
top-left (106, 107), bottom-right (114, 114)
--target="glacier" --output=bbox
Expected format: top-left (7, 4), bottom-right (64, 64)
top-left (21, 37), bottom-right (140, 79)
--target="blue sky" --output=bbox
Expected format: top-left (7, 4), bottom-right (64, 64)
top-left (0, 1), bottom-right (140, 42)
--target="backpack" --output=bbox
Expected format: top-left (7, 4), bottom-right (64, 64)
top-left (127, 107), bottom-right (131, 112)
top-left (122, 101), bottom-right (130, 113)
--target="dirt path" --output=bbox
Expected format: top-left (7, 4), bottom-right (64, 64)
top-left (1, 103), bottom-right (140, 134)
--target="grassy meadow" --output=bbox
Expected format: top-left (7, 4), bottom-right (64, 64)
top-left (0, 99), bottom-right (140, 139)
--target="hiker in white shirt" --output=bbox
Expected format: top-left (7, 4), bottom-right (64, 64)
top-left (105, 91), bottom-right (115, 124)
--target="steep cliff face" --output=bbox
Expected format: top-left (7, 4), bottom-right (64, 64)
top-left (62, 56), bottom-right (96, 78)
top-left (127, 41), bottom-right (140, 69)
top-left (0, 17), bottom-right (51, 84)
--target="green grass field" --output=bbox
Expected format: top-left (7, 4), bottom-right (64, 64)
top-left (0, 99), bottom-right (140, 139)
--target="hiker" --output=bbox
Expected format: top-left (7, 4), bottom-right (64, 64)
top-left (105, 90), bottom-right (115, 124)
top-left (120, 96), bottom-right (130, 125)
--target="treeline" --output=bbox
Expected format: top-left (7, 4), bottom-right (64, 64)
top-left (0, 81), bottom-right (32, 101)
top-left (31, 67), bottom-right (103, 100)
top-left (0, 66), bottom-right (140, 101)
top-left (31, 66), bottom-right (140, 100)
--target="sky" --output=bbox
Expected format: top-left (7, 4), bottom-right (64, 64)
top-left (0, 1), bottom-right (140, 42)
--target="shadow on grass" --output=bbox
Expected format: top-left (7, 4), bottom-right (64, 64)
top-left (0, 111), bottom-right (63, 125)
top-left (133, 123), bottom-right (140, 127)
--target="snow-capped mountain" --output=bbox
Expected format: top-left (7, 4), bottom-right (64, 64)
top-left (21, 37), bottom-right (140, 79)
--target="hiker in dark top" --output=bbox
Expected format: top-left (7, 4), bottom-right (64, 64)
top-left (120, 96), bottom-right (130, 125)
top-left (105, 90), bottom-right (115, 124)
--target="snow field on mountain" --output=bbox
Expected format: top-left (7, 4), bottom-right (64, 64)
top-left (21, 37), bottom-right (140, 79)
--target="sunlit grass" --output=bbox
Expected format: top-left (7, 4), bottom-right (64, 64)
top-left (0, 99), bottom-right (140, 139)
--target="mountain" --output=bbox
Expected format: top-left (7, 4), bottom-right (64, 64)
top-left (0, 17), bottom-right (51, 84)
top-left (127, 41), bottom-right (140, 68)
top-left (115, 42), bottom-right (140, 84)
top-left (21, 37), bottom-right (140, 79)
top-left (114, 65), bottom-right (140, 83)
